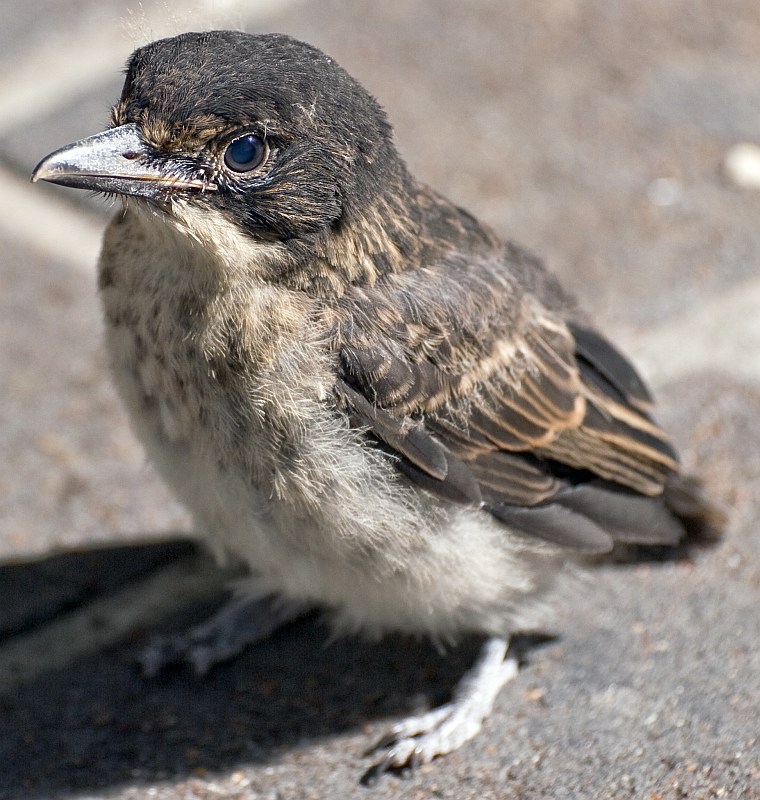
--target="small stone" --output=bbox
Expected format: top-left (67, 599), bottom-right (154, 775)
top-left (724, 143), bottom-right (760, 189)
top-left (647, 177), bottom-right (682, 207)
top-left (726, 552), bottom-right (742, 570)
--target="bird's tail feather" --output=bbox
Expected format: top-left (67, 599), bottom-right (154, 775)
top-left (664, 473), bottom-right (727, 547)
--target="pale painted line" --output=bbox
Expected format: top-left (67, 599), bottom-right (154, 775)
top-left (0, 166), bottom-right (104, 273)
top-left (0, 0), bottom-right (309, 136)
top-left (0, 555), bottom-right (229, 692)
top-left (0, 25), bottom-right (129, 137)
top-left (629, 277), bottom-right (760, 387)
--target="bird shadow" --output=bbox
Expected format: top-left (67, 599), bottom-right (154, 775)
top-left (0, 534), bottom-right (681, 798)
top-left (0, 539), bottom-right (524, 799)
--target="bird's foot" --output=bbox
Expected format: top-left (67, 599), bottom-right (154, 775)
top-left (139, 592), bottom-right (303, 677)
top-left (362, 636), bottom-right (518, 784)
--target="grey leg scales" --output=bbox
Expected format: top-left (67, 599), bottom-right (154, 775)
top-left (139, 594), bottom-right (304, 677)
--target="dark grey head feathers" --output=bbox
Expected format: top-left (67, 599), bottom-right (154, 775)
top-left (114, 31), bottom-right (408, 242)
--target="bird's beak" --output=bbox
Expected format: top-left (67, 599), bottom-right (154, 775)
top-left (31, 123), bottom-right (212, 199)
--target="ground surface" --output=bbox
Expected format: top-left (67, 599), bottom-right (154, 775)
top-left (0, 1), bottom-right (758, 798)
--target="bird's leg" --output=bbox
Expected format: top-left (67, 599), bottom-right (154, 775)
top-left (139, 591), bottom-right (305, 677)
top-left (363, 636), bottom-right (517, 782)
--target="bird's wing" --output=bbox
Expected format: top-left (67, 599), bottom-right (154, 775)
top-left (328, 248), bottom-right (685, 552)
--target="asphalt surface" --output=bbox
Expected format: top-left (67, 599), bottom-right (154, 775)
top-left (0, 1), bottom-right (758, 798)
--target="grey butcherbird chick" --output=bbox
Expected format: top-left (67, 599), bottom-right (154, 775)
top-left (33, 31), bottom-right (722, 777)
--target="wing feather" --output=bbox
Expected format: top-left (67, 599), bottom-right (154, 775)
top-left (328, 245), bottom-right (697, 551)
top-left (334, 379), bottom-right (448, 479)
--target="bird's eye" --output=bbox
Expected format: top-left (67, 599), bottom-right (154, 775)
top-left (223, 134), bottom-right (267, 173)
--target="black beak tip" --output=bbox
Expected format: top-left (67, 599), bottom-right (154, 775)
top-left (31, 159), bottom-right (48, 184)
top-left (31, 148), bottom-right (71, 186)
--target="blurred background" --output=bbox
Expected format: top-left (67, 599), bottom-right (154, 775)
top-left (0, 1), bottom-right (758, 798)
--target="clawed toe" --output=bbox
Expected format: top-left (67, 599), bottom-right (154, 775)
top-left (362, 637), bottom-right (518, 782)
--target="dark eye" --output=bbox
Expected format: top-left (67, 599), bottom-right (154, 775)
top-left (223, 134), bottom-right (267, 172)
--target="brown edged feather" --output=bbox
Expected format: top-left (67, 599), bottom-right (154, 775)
top-left (326, 197), bottom-right (718, 551)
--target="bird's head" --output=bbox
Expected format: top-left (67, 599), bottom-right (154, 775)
top-left (32, 31), bottom-right (421, 292)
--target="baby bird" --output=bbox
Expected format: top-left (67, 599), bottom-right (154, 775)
top-left (32, 31), bottom-right (721, 777)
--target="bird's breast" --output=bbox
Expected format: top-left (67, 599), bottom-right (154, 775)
top-left (97, 208), bottom-right (332, 491)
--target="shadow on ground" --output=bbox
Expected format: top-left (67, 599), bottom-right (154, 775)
top-left (0, 542), bottom-right (499, 799)
top-left (1, 528), bottom-right (731, 799)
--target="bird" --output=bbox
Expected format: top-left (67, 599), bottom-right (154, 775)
top-left (32, 30), bottom-right (723, 779)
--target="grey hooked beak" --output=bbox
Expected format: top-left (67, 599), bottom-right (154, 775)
top-left (31, 123), bottom-right (214, 199)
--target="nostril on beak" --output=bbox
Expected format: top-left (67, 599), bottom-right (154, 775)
top-left (122, 151), bottom-right (141, 160)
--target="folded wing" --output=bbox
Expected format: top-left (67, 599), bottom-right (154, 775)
top-left (329, 251), bottom-right (704, 553)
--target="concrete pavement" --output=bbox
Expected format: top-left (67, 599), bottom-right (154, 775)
top-left (0, 1), bottom-right (758, 798)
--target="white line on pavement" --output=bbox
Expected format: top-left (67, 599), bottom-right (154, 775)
top-left (0, 0), bottom-right (308, 136)
top-left (0, 554), bottom-right (229, 692)
top-left (0, 166), bottom-right (104, 273)
top-left (630, 279), bottom-right (760, 387)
